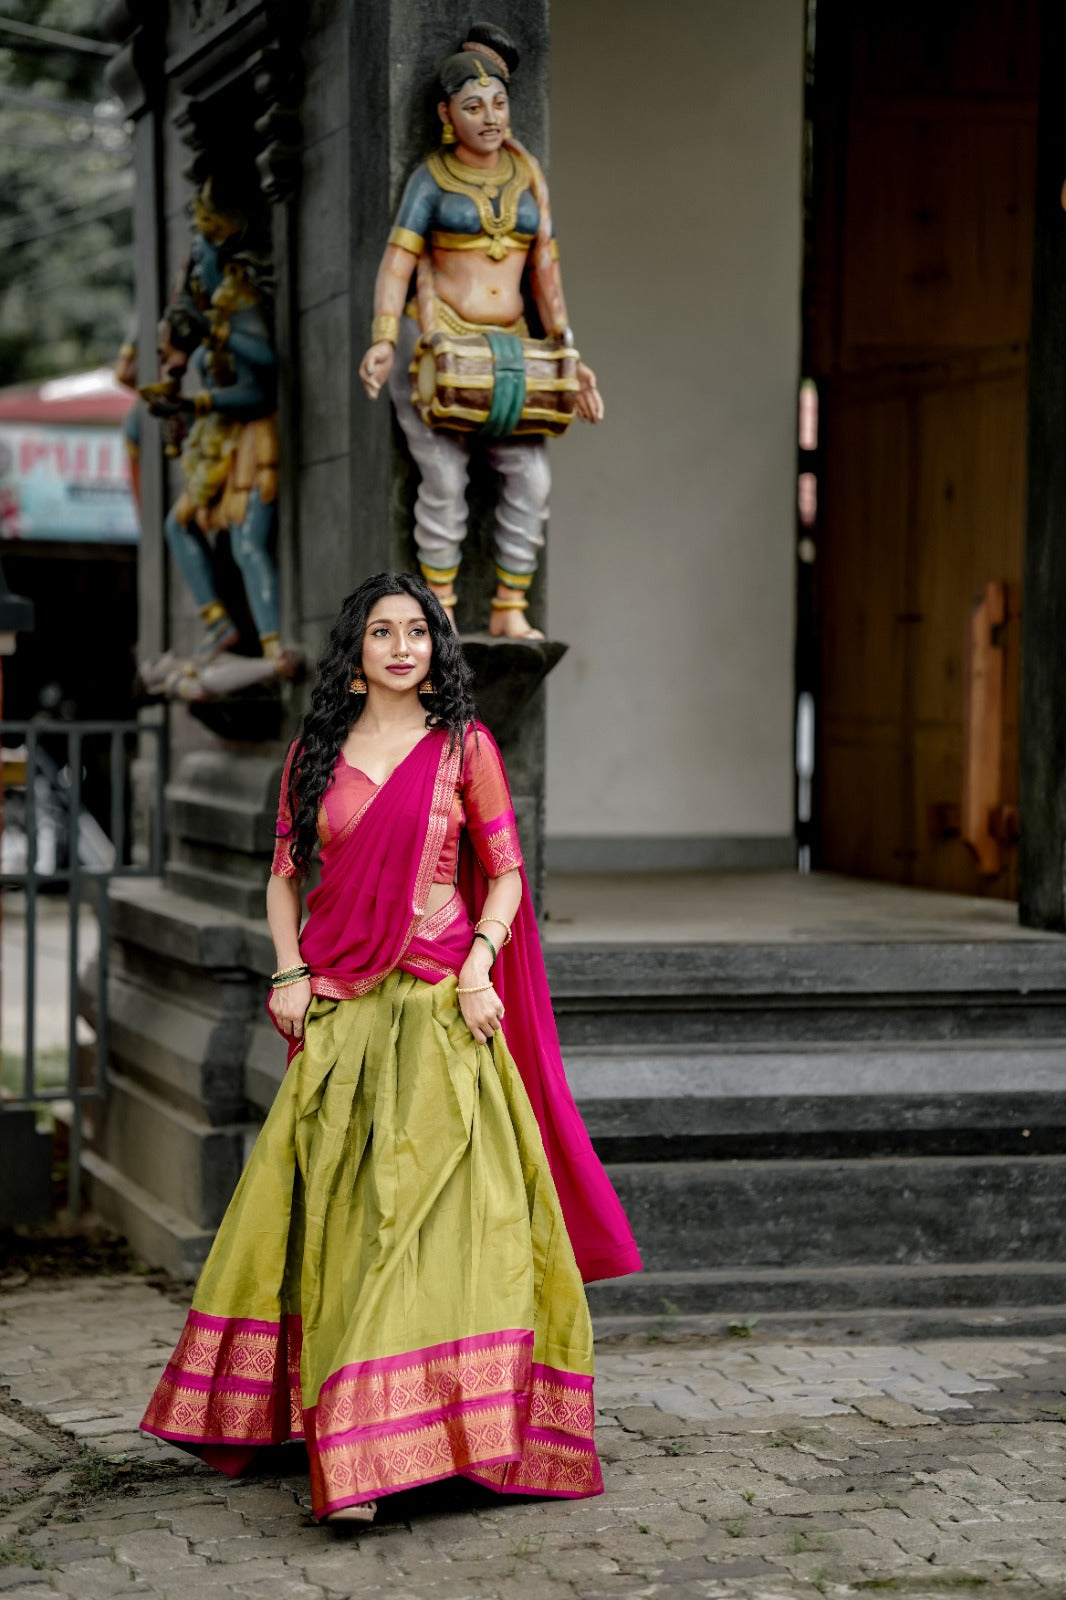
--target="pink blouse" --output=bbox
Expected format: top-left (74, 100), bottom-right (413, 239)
top-left (271, 725), bottom-right (523, 883)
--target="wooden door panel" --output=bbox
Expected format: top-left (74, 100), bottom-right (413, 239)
top-left (819, 734), bottom-right (910, 884)
top-left (911, 370), bottom-right (1026, 724)
top-left (809, 0), bottom-right (1037, 898)
top-left (843, 115), bottom-right (1036, 359)
top-left (818, 392), bottom-right (909, 726)
top-left (850, 0), bottom-right (1040, 99)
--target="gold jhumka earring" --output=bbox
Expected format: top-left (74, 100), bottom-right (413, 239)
top-left (418, 676), bottom-right (436, 695)
top-left (348, 670), bottom-right (367, 694)
top-left (441, 122), bottom-right (456, 145)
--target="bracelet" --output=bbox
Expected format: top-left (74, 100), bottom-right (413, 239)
top-left (473, 930), bottom-right (498, 962)
top-left (476, 916), bottom-right (513, 947)
top-left (371, 313), bottom-right (399, 346)
top-left (457, 982), bottom-right (494, 995)
top-left (272, 963), bottom-right (310, 985)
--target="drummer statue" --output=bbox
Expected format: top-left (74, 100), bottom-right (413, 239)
top-left (358, 20), bottom-right (603, 640)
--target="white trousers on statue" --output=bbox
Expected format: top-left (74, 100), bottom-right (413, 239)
top-left (388, 314), bottom-right (550, 578)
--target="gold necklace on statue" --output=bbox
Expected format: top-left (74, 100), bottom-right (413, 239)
top-left (428, 146), bottom-right (530, 260)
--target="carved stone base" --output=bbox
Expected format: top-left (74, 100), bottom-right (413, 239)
top-left (83, 877), bottom-right (273, 1278)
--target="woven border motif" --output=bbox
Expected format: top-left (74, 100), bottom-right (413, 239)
top-left (305, 1337), bottom-right (601, 1513)
top-left (140, 1310), bottom-right (304, 1446)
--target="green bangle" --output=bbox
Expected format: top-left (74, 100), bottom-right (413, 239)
top-left (473, 930), bottom-right (498, 962)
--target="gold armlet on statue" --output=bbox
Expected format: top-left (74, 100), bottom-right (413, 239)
top-left (388, 225), bottom-right (425, 257)
top-left (372, 313), bottom-right (399, 346)
top-left (193, 389), bottom-right (213, 417)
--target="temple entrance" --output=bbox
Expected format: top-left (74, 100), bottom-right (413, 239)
top-left (805, 0), bottom-right (1041, 898)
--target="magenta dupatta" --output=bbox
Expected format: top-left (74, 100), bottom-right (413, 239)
top-left (280, 729), bottom-right (641, 1286)
top-left (296, 729), bottom-right (462, 1000)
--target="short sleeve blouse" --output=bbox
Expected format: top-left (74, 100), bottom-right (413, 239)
top-left (271, 725), bottom-right (523, 883)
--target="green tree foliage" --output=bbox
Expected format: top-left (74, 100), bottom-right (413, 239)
top-left (0, 0), bottom-right (132, 387)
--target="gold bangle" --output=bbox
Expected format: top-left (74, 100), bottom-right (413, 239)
top-left (490, 597), bottom-right (528, 611)
top-left (371, 313), bottom-right (399, 346)
top-left (476, 916), bottom-right (512, 947)
top-left (272, 962), bottom-right (310, 984)
top-left (457, 982), bottom-right (494, 995)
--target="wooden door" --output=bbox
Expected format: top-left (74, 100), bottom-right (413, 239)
top-left (808, 0), bottom-right (1039, 896)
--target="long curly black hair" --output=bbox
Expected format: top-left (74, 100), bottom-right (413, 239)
top-left (287, 572), bottom-right (476, 875)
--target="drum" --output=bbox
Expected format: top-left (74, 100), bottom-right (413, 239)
top-left (410, 330), bottom-right (580, 439)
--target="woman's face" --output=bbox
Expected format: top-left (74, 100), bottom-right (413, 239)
top-left (440, 78), bottom-right (509, 158)
top-left (359, 595), bottom-right (433, 694)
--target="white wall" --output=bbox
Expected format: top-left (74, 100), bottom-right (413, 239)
top-left (546, 0), bottom-right (804, 862)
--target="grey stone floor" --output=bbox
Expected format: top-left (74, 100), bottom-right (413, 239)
top-left (542, 871), bottom-right (1050, 946)
top-left (2, 1275), bottom-right (1065, 1598)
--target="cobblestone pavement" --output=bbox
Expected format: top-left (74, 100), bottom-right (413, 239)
top-left (1, 1277), bottom-right (1065, 1599)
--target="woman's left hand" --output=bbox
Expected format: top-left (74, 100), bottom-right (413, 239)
top-left (457, 966), bottom-right (505, 1044)
top-left (575, 362), bottom-right (604, 424)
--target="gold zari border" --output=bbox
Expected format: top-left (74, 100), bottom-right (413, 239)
top-left (311, 1399), bottom-right (523, 1507)
top-left (315, 1338), bottom-right (529, 1438)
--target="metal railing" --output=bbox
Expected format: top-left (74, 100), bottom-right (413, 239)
top-left (0, 719), bottom-right (165, 1210)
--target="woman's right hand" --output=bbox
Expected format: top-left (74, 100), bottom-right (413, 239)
top-left (268, 977), bottom-right (312, 1041)
top-left (359, 341), bottom-right (395, 400)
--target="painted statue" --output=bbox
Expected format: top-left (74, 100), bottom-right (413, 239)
top-left (358, 21), bottom-right (603, 640)
top-left (140, 177), bottom-right (294, 699)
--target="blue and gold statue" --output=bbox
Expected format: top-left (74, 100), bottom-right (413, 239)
top-left (141, 177), bottom-right (295, 698)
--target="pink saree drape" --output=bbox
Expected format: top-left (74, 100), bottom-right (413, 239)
top-left (282, 726), bottom-right (640, 1285)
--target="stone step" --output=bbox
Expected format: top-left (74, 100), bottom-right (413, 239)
top-left (567, 1043), bottom-right (1066, 1158)
top-left (605, 1153), bottom-right (1066, 1270)
top-left (585, 1259), bottom-right (1066, 1321)
top-left (88, 1068), bottom-right (253, 1231)
top-left (546, 941), bottom-right (1066, 1047)
top-left (81, 1146), bottom-right (214, 1281)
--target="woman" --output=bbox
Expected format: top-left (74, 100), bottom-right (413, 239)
top-left (359, 23), bottom-right (604, 640)
top-left (141, 572), bottom-right (640, 1524)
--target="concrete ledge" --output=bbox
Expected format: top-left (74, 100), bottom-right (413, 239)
top-left (545, 940), bottom-right (1066, 998)
top-left (546, 835), bottom-right (796, 873)
top-left (610, 1153), bottom-right (1066, 1270)
top-left (94, 1069), bottom-right (254, 1229)
top-left (166, 751), bottom-right (283, 856)
top-left (587, 1260), bottom-right (1066, 1318)
top-left (108, 878), bottom-right (261, 972)
top-left (82, 1148), bottom-right (213, 1280)
top-left (568, 1043), bottom-right (1066, 1157)
top-left (105, 975), bottom-right (250, 1122)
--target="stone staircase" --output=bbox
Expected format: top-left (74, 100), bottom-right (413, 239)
top-left (542, 937), bottom-right (1066, 1330)
top-left (83, 880), bottom-right (1066, 1329)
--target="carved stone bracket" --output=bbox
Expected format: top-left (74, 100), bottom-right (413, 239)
top-left (97, 2), bottom-right (302, 201)
top-left (98, 0), bottom-right (165, 119)
top-left (170, 1), bottom-right (304, 206)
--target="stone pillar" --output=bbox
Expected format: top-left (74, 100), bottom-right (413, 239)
top-left (346, 0), bottom-right (556, 898)
top-left (86, 0), bottom-right (561, 1273)
top-left (1019, 0), bottom-right (1066, 931)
